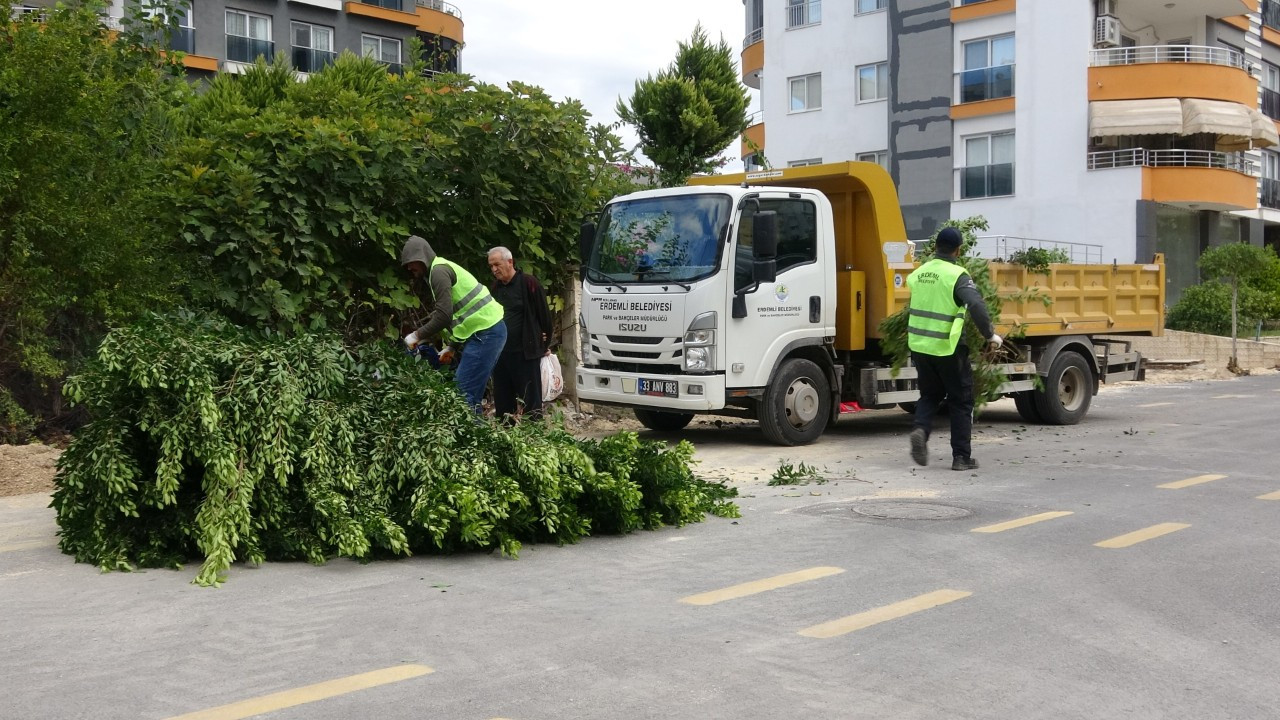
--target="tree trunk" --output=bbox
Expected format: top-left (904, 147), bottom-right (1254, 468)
top-left (1230, 281), bottom-right (1239, 372)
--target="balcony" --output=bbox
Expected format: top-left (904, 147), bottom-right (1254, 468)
top-left (226, 35), bottom-right (274, 64)
top-left (741, 28), bottom-right (763, 89)
top-left (361, 0), bottom-right (402, 10)
top-left (957, 64), bottom-right (1013, 103)
top-left (786, 0), bottom-right (820, 28)
top-left (958, 162), bottom-right (1014, 199)
top-left (740, 110), bottom-right (764, 159)
top-left (1088, 45), bottom-right (1256, 106)
top-left (1088, 149), bottom-right (1258, 211)
top-left (1266, 0), bottom-right (1280, 31)
top-left (415, 0), bottom-right (463, 43)
top-left (292, 47), bottom-right (337, 73)
top-left (1264, 177), bottom-right (1280, 210)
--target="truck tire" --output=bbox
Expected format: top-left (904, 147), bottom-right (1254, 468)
top-left (1032, 351), bottom-right (1092, 424)
top-left (759, 358), bottom-right (831, 446)
top-left (633, 408), bottom-right (694, 432)
top-left (897, 402), bottom-right (917, 414)
top-left (1013, 392), bottom-right (1042, 423)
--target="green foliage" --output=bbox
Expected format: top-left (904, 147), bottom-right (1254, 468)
top-left (52, 314), bottom-right (737, 586)
top-left (616, 24), bottom-right (750, 187)
top-left (1007, 246), bottom-right (1070, 275)
top-left (0, 1), bottom-right (191, 441)
top-left (1166, 245), bottom-right (1280, 337)
top-left (767, 461), bottom-right (825, 486)
top-left (168, 55), bottom-right (629, 340)
top-left (878, 217), bottom-right (1015, 407)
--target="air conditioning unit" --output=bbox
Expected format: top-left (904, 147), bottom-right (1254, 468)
top-left (1095, 16), bottom-right (1121, 48)
top-left (1096, 0), bottom-right (1118, 16)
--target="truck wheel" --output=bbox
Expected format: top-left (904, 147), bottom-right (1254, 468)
top-left (759, 358), bottom-right (831, 446)
top-left (1013, 391), bottom-right (1042, 423)
top-left (633, 409), bottom-right (694, 432)
top-left (1032, 351), bottom-right (1092, 425)
top-left (897, 402), bottom-right (917, 414)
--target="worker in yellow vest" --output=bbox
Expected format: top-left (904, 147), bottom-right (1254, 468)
top-left (401, 235), bottom-right (507, 414)
top-left (905, 227), bottom-right (1002, 471)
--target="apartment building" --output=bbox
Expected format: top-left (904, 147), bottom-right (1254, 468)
top-left (740, 0), bottom-right (1279, 303)
top-left (16, 0), bottom-right (463, 81)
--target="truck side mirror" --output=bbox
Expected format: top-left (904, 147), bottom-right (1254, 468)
top-left (579, 221), bottom-right (596, 268)
top-left (752, 211), bottom-right (778, 285)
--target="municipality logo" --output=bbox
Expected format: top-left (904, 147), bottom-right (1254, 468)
top-left (774, 284), bottom-right (790, 302)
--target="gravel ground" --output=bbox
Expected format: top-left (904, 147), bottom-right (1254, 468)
top-left (0, 364), bottom-right (1270, 499)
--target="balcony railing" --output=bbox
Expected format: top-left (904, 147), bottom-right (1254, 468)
top-left (415, 0), bottom-right (460, 16)
top-left (292, 47), bottom-right (337, 73)
top-left (745, 110), bottom-right (763, 127)
top-left (974, 235), bottom-right (1103, 264)
top-left (1090, 45), bottom-right (1248, 70)
top-left (10, 5), bottom-right (48, 21)
top-left (226, 36), bottom-right (275, 63)
top-left (169, 26), bottom-right (194, 54)
top-left (361, 0), bottom-right (403, 10)
top-left (786, 0), bottom-right (821, 28)
top-left (1263, 178), bottom-right (1280, 210)
top-left (958, 163), bottom-right (1014, 199)
top-left (743, 27), bottom-right (763, 49)
top-left (957, 64), bottom-right (1014, 103)
top-left (1088, 148), bottom-right (1257, 175)
top-left (1265, 0), bottom-right (1280, 31)
top-left (1264, 88), bottom-right (1280, 121)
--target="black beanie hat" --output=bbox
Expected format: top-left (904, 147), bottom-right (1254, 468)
top-left (936, 227), bottom-right (963, 251)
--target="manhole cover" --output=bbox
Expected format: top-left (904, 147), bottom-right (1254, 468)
top-left (850, 501), bottom-right (972, 520)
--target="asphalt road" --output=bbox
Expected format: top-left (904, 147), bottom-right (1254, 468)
top-left (2, 374), bottom-right (1278, 720)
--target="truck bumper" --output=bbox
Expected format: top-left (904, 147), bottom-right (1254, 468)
top-left (576, 368), bottom-right (725, 412)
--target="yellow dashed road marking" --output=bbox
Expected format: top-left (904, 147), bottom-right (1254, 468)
top-left (680, 566), bottom-right (845, 606)
top-left (165, 664), bottom-right (433, 720)
top-left (1137, 402), bottom-right (1174, 408)
top-left (1211, 394), bottom-right (1251, 399)
top-left (971, 511), bottom-right (1073, 534)
top-left (1095, 523), bottom-right (1190, 549)
top-left (1257, 490), bottom-right (1280, 500)
top-left (1158, 474), bottom-right (1226, 489)
top-left (797, 589), bottom-right (972, 639)
top-left (0, 539), bottom-right (57, 553)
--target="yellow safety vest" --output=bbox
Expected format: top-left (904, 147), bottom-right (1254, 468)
top-left (906, 258), bottom-right (968, 356)
top-left (431, 257), bottom-right (503, 341)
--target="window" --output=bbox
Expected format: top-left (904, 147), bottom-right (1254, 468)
top-left (1263, 63), bottom-right (1280, 121)
top-left (961, 132), bottom-right (1014, 199)
top-left (856, 0), bottom-right (885, 13)
top-left (1263, 151), bottom-right (1280, 209)
top-left (786, 0), bottom-right (821, 28)
top-left (789, 73), bottom-right (821, 112)
top-left (735, 198), bottom-right (818, 291)
top-left (960, 34), bottom-right (1014, 103)
top-left (144, 0), bottom-right (194, 53)
top-left (362, 34), bottom-right (402, 72)
top-left (292, 22), bottom-right (335, 73)
top-left (857, 151), bottom-right (888, 169)
top-left (226, 9), bottom-right (272, 64)
top-left (857, 62), bottom-right (889, 102)
top-left (788, 158), bottom-right (823, 167)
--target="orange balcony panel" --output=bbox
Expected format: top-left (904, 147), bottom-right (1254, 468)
top-left (951, 0), bottom-right (1015, 23)
top-left (741, 40), bottom-right (763, 89)
top-left (1089, 64), bottom-right (1255, 105)
top-left (741, 122), bottom-right (765, 159)
top-left (951, 97), bottom-right (1014, 120)
top-left (345, 1), bottom-right (421, 27)
top-left (182, 54), bottom-right (219, 72)
top-left (416, 4), bottom-right (463, 43)
top-left (1266, 26), bottom-right (1280, 48)
top-left (1141, 166), bottom-right (1256, 210)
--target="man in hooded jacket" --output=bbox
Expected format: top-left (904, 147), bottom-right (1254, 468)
top-left (400, 235), bottom-right (507, 414)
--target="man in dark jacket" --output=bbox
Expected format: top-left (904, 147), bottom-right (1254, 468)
top-left (906, 227), bottom-right (1003, 471)
top-left (487, 246), bottom-right (553, 421)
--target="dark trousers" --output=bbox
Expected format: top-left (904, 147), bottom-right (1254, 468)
top-left (912, 349), bottom-right (975, 459)
top-left (492, 351), bottom-right (543, 421)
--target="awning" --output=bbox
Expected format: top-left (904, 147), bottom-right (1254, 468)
top-left (1089, 99), bottom-right (1184, 137)
top-left (1181, 98), bottom-right (1254, 140)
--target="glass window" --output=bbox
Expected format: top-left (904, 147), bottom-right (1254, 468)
top-left (789, 73), bottom-right (822, 112)
top-left (857, 151), bottom-right (888, 169)
top-left (787, 158), bottom-right (823, 167)
top-left (786, 0), bottom-right (821, 28)
top-left (961, 132), bottom-right (1014, 199)
top-left (587, 195), bottom-right (732, 284)
top-left (857, 0), bottom-right (886, 13)
top-left (292, 22), bottom-right (332, 52)
top-left (960, 34), bottom-right (1014, 103)
top-left (362, 34), bottom-right (401, 64)
top-left (857, 62), bottom-right (889, 102)
top-left (735, 198), bottom-right (819, 291)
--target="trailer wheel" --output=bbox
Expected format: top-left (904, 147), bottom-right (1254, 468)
top-left (633, 409), bottom-right (694, 432)
top-left (1013, 392), bottom-right (1042, 423)
top-left (1032, 351), bottom-right (1092, 424)
top-left (759, 358), bottom-right (831, 446)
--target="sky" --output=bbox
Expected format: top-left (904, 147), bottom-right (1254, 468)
top-left (458, 0), bottom-right (753, 171)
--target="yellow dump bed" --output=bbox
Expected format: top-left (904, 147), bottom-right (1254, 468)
top-left (695, 162), bottom-right (1165, 348)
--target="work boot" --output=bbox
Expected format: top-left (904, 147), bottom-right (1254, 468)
top-left (909, 428), bottom-right (928, 466)
top-left (952, 456), bottom-right (979, 471)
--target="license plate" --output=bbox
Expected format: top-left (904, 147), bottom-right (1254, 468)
top-left (638, 378), bottom-right (679, 398)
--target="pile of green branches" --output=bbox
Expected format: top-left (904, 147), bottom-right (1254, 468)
top-left (52, 313), bottom-right (737, 586)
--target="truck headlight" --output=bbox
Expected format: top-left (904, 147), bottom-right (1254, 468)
top-left (685, 345), bottom-right (712, 371)
top-left (683, 312), bottom-right (716, 372)
top-left (579, 313), bottom-right (592, 366)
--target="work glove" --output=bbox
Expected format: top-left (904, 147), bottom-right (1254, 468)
top-left (403, 331), bottom-right (419, 350)
top-left (988, 333), bottom-right (1003, 348)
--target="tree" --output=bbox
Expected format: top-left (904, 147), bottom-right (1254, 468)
top-left (0, 1), bottom-right (190, 441)
top-left (1194, 243), bottom-right (1280, 371)
top-left (616, 24), bottom-right (749, 187)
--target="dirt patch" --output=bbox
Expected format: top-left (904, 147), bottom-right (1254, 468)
top-left (0, 443), bottom-right (61, 498)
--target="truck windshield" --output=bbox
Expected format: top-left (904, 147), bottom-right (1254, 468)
top-left (586, 194), bottom-right (732, 284)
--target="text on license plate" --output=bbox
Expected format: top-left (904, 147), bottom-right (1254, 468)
top-left (638, 378), bottom-right (679, 398)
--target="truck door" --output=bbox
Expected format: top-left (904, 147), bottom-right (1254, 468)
top-left (727, 193), bottom-right (830, 388)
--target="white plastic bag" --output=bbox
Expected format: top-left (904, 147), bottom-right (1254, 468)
top-left (540, 353), bottom-right (564, 402)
